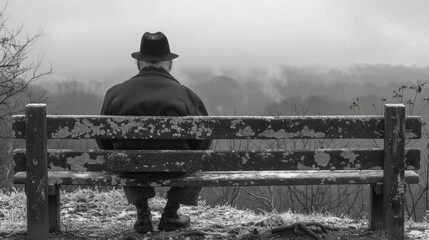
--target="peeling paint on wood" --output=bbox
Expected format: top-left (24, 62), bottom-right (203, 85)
top-left (11, 115), bottom-right (423, 139)
top-left (13, 148), bottom-right (421, 172)
top-left (314, 149), bottom-right (331, 167)
top-left (237, 126), bottom-right (255, 137)
top-left (65, 153), bottom-right (105, 172)
top-left (340, 150), bottom-right (358, 162)
top-left (300, 125), bottom-right (326, 138)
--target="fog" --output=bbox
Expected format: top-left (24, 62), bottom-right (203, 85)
top-left (5, 0), bottom-right (429, 84)
top-left (35, 64), bottom-right (429, 117)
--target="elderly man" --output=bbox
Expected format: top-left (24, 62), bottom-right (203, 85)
top-left (96, 32), bottom-right (211, 233)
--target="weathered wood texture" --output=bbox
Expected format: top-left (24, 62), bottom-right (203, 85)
top-left (383, 104), bottom-right (405, 239)
top-left (12, 115), bottom-right (422, 139)
top-left (369, 183), bottom-right (384, 230)
top-left (14, 148), bottom-right (421, 172)
top-left (48, 184), bottom-right (61, 232)
top-left (14, 170), bottom-right (420, 187)
top-left (25, 104), bottom-right (49, 240)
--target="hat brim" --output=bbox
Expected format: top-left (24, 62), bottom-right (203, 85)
top-left (131, 52), bottom-right (179, 61)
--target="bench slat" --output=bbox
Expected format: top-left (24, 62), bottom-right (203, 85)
top-left (12, 115), bottom-right (422, 139)
top-left (13, 148), bottom-right (421, 172)
top-left (13, 170), bottom-right (420, 187)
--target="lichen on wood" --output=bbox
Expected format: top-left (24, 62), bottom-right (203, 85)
top-left (11, 115), bottom-right (423, 139)
top-left (13, 148), bottom-right (421, 172)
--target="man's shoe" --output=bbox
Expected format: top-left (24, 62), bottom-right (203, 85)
top-left (158, 213), bottom-right (191, 232)
top-left (133, 200), bottom-right (154, 233)
top-left (134, 216), bottom-right (154, 233)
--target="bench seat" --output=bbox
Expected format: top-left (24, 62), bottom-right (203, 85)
top-left (14, 170), bottom-right (420, 187)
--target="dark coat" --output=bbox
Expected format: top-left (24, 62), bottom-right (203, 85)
top-left (96, 67), bottom-right (211, 151)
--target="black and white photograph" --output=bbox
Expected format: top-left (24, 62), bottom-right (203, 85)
top-left (1, 1), bottom-right (429, 239)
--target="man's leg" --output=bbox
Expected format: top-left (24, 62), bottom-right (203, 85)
top-left (158, 186), bottom-right (202, 231)
top-left (166, 186), bottom-right (202, 206)
top-left (124, 186), bottom-right (156, 233)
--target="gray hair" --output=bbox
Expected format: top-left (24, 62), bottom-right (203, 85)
top-left (137, 60), bottom-right (173, 72)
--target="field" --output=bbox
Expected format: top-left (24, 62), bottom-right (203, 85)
top-left (1, 188), bottom-right (428, 240)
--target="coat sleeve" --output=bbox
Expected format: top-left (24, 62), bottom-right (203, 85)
top-left (96, 88), bottom-right (115, 150)
top-left (187, 92), bottom-right (212, 150)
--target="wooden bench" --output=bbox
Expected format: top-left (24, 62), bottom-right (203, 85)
top-left (12, 103), bottom-right (421, 240)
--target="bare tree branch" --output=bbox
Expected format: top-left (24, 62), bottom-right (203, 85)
top-left (0, 5), bottom-right (51, 139)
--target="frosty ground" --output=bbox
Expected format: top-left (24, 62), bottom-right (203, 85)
top-left (1, 188), bottom-right (428, 239)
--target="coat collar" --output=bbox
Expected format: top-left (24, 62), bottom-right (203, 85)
top-left (133, 67), bottom-right (180, 84)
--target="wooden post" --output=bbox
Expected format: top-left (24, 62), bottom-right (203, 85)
top-left (25, 104), bottom-right (49, 239)
top-left (369, 183), bottom-right (383, 230)
top-left (383, 104), bottom-right (405, 240)
top-left (48, 184), bottom-right (61, 232)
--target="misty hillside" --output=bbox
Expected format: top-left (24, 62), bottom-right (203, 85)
top-left (34, 64), bottom-right (429, 116)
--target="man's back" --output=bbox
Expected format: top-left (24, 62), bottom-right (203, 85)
top-left (97, 67), bottom-right (210, 150)
top-left (105, 68), bottom-right (195, 116)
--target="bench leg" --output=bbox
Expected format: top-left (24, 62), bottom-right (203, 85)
top-left (383, 104), bottom-right (405, 240)
top-left (369, 183), bottom-right (383, 230)
top-left (383, 181), bottom-right (405, 240)
top-left (25, 104), bottom-right (49, 239)
top-left (48, 184), bottom-right (61, 232)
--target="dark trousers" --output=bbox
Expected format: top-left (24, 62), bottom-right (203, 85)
top-left (122, 172), bottom-right (202, 205)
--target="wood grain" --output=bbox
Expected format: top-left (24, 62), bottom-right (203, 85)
top-left (383, 104), bottom-right (405, 239)
top-left (13, 148), bottom-right (421, 172)
top-left (12, 115), bottom-right (422, 139)
top-left (13, 170), bottom-right (420, 187)
top-left (25, 104), bottom-right (49, 239)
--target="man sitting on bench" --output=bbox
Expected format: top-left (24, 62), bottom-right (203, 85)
top-left (96, 32), bottom-right (211, 233)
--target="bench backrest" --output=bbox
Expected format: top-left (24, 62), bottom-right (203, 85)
top-left (12, 103), bottom-right (422, 173)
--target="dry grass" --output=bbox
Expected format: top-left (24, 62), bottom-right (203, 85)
top-left (0, 188), bottom-right (428, 239)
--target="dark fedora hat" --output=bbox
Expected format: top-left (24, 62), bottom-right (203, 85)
top-left (131, 32), bottom-right (179, 61)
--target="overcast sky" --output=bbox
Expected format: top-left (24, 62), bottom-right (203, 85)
top-left (5, 0), bottom-right (429, 83)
